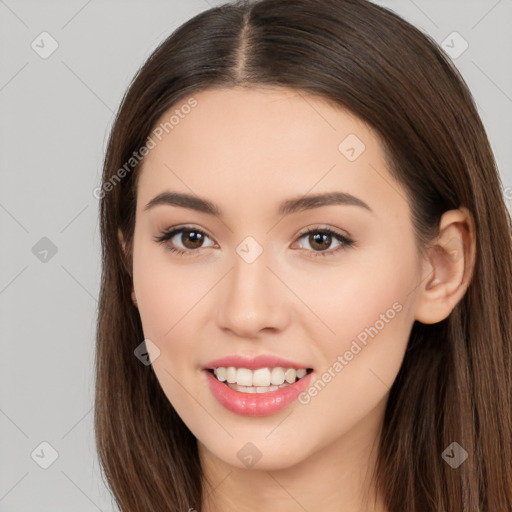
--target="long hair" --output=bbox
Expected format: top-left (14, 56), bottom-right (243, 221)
top-left (94, 0), bottom-right (512, 510)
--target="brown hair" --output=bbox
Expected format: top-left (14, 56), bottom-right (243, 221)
top-left (94, 0), bottom-right (512, 510)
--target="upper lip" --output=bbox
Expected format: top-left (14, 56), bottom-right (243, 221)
top-left (204, 354), bottom-right (313, 371)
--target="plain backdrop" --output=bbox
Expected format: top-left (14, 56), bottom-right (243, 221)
top-left (1, 0), bottom-right (511, 510)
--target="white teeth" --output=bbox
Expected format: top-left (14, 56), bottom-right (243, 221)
top-left (296, 369), bottom-right (307, 378)
top-left (252, 368), bottom-right (271, 387)
top-left (226, 367), bottom-right (237, 384)
top-left (236, 368), bottom-right (253, 386)
top-left (215, 367), bottom-right (227, 382)
top-left (270, 367), bottom-right (285, 385)
top-left (227, 382), bottom-right (291, 393)
top-left (213, 366), bottom-right (309, 387)
top-left (284, 368), bottom-right (296, 384)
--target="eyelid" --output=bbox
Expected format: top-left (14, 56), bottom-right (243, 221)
top-left (294, 223), bottom-right (353, 241)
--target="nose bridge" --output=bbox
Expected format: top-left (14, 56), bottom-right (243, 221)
top-left (216, 236), bottom-right (287, 335)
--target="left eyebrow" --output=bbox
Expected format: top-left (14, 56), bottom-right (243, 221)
top-left (143, 190), bottom-right (373, 217)
top-left (277, 191), bottom-right (372, 216)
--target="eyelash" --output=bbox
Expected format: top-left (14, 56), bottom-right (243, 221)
top-left (153, 225), bottom-right (355, 259)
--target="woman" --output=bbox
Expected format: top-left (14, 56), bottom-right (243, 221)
top-left (94, 0), bottom-right (512, 510)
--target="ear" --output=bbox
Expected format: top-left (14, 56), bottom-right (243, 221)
top-left (118, 228), bottom-right (138, 308)
top-left (414, 207), bottom-right (476, 324)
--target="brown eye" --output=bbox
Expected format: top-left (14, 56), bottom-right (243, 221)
top-left (308, 232), bottom-right (333, 251)
top-left (154, 226), bottom-right (215, 256)
top-left (295, 227), bottom-right (355, 258)
top-left (179, 229), bottom-right (206, 249)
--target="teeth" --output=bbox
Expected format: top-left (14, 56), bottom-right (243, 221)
top-left (296, 368), bottom-right (307, 379)
top-left (284, 368), bottom-right (296, 384)
top-left (236, 368), bottom-right (253, 386)
top-left (253, 368), bottom-right (271, 387)
top-left (270, 367), bottom-right (285, 385)
top-left (226, 367), bottom-right (237, 384)
top-left (227, 382), bottom-right (290, 393)
top-left (215, 367), bottom-right (227, 382)
top-left (213, 366), bottom-right (309, 387)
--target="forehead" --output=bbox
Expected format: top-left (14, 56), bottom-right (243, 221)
top-left (136, 86), bottom-right (408, 220)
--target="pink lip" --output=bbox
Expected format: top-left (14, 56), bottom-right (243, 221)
top-left (204, 369), bottom-right (314, 417)
top-left (203, 354), bottom-right (312, 371)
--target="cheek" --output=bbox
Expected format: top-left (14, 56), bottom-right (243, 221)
top-left (287, 239), bottom-right (417, 347)
top-left (332, 265), bottom-right (413, 355)
top-left (293, 267), bottom-right (415, 447)
top-left (293, 238), bottom-right (418, 398)
top-left (132, 243), bottom-right (205, 409)
top-left (132, 238), bottom-right (220, 407)
top-left (132, 232), bottom-right (206, 338)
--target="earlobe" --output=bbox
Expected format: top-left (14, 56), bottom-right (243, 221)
top-left (414, 208), bottom-right (476, 324)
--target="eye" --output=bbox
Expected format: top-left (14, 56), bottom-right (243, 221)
top-left (153, 226), bottom-right (216, 257)
top-left (154, 225), bottom-right (355, 258)
top-left (293, 226), bottom-right (355, 258)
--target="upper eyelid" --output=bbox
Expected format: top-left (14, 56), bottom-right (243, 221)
top-left (160, 226), bottom-right (216, 243)
top-left (295, 224), bottom-right (352, 239)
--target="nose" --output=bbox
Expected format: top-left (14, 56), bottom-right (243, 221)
top-left (216, 247), bottom-right (289, 338)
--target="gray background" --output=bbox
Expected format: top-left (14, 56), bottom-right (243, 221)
top-left (1, 1), bottom-right (510, 510)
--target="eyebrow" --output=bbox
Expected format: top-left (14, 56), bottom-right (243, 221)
top-left (144, 190), bottom-right (372, 217)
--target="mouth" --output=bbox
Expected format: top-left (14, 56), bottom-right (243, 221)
top-left (205, 367), bottom-right (314, 394)
top-left (203, 366), bottom-right (315, 416)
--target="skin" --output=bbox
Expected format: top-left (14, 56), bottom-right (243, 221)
top-left (120, 86), bottom-right (475, 512)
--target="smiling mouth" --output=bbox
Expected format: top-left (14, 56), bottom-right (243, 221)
top-left (206, 367), bottom-right (313, 394)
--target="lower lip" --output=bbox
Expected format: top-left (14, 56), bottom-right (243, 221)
top-left (204, 369), bottom-right (314, 417)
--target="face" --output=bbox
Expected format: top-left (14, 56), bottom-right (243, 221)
top-left (130, 86), bottom-right (424, 471)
